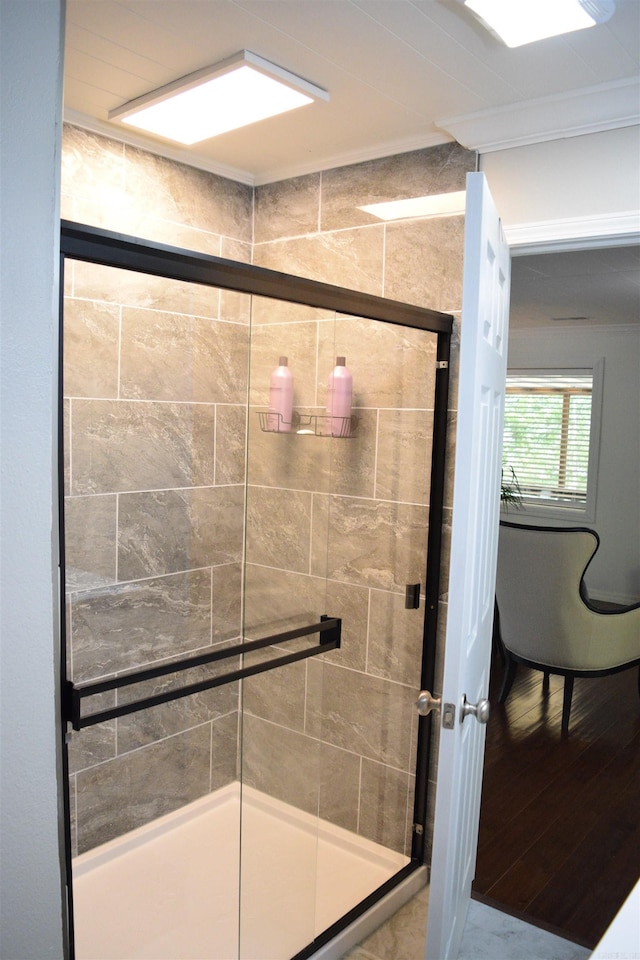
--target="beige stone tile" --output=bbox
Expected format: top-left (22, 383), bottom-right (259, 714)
top-left (312, 494), bottom-right (429, 592)
top-left (70, 569), bottom-right (213, 682)
top-left (211, 711), bottom-right (240, 789)
top-left (243, 565), bottom-right (323, 640)
top-left (70, 399), bottom-right (216, 495)
top-left (64, 494), bottom-right (117, 591)
top-left (321, 144), bottom-right (476, 232)
top-left (212, 562), bottom-right (242, 643)
top-left (117, 485), bottom-right (244, 580)
top-left (250, 295), bottom-right (334, 327)
top-left (240, 713), bottom-right (320, 816)
top-left (62, 124), bottom-right (125, 200)
top-left (384, 216), bottom-right (465, 313)
top-left (319, 741), bottom-right (361, 833)
top-left (248, 319), bottom-right (320, 408)
top-left (116, 661), bottom-right (238, 754)
top-left (72, 261), bottom-right (220, 319)
top-left (242, 655), bottom-right (307, 732)
top-left (321, 317), bottom-right (437, 410)
top-left (351, 884), bottom-right (429, 960)
top-left (75, 725), bottom-right (212, 854)
top-left (367, 589), bottom-right (425, 688)
top-left (123, 144), bottom-right (253, 243)
top-left (376, 409), bottom-right (434, 505)
top-left (63, 297), bottom-right (120, 398)
top-left (321, 579), bottom-right (369, 673)
top-left (120, 308), bottom-right (248, 404)
top-left (254, 173), bottom-right (321, 242)
top-left (359, 758), bottom-right (410, 854)
top-left (220, 237), bottom-right (252, 325)
top-left (215, 404), bottom-right (246, 486)
top-left (253, 226), bottom-right (385, 296)
top-left (245, 486), bottom-right (312, 574)
top-left (66, 702), bottom-right (116, 775)
top-left (306, 661), bottom-right (414, 771)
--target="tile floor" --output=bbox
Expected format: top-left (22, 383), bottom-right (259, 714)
top-left (341, 887), bottom-right (591, 960)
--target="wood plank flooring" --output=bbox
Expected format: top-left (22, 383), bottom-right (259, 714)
top-left (473, 653), bottom-right (640, 948)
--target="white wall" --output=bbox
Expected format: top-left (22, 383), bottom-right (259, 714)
top-left (0, 3), bottom-right (67, 958)
top-left (480, 126), bottom-right (640, 243)
top-left (506, 324), bottom-right (640, 604)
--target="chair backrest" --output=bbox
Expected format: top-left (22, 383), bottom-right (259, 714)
top-left (495, 522), bottom-right (599, 669)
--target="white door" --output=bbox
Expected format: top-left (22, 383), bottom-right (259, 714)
top-left (425, 172), bottom-right (511, 960)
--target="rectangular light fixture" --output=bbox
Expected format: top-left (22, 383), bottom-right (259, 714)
top-left (109, 50), bottom-right (329, 145)
top-left (359, 191), bottom-right (467, 222)
top-left (464, 0), bottom-right (615, 47)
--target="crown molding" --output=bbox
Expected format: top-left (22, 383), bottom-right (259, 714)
top-left (437, 77), bottom-right (640, 153)
top-left (506, 211), bottom-right (640, 254)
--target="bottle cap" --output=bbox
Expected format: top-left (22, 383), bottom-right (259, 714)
top-left (279, 356), bottom-right (288, 366)
top-left (336, 356), bottom-right (346, 365)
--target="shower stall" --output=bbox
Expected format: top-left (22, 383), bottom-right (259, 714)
top-left (60, 221), bottom-right (452, 959)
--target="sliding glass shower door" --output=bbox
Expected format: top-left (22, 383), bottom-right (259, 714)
top-left (60, 223), bottom-right (450, 960)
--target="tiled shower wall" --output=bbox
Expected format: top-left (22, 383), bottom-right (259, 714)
top-left (61, 124), bottom-right (474, 858)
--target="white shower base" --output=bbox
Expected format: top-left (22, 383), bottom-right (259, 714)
top-left (72, 782), bottom-right (409, 960)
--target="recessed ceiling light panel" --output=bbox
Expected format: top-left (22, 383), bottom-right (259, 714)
top-left (109, 50), bottom-right (329, 145)
top-left (464, 0), bottom-right (615, 47)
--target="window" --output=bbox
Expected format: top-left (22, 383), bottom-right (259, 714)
top-left (502, 365), bottom-right (603, 518)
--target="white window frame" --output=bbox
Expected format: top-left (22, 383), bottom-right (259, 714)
top-left (501, 360), bottom-right (604, 523)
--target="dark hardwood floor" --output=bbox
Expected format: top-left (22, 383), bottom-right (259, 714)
top-left (473, 652), bottom-right (640, 948)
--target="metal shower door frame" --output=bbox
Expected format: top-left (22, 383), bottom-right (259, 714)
top-left (58, 220), bottom-right (453, 960)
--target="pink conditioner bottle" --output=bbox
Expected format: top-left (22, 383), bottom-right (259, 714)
top-left (327, 356), bottom-right (352, 437)
top-left (267, 356), bottom-right (294, 432)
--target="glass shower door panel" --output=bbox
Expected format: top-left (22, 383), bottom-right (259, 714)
top-left (63, 259), bottom-right (251, 959)
top-left (240, 298), bottom-right (339, 959)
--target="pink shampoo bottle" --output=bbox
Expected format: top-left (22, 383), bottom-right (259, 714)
top-left (327, 356), bottom-right (352, 437)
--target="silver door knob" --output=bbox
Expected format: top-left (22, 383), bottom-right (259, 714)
top-left (461, 695), bottom-right (490, 724)
top-left (416, 690), bottom-right (441, 717)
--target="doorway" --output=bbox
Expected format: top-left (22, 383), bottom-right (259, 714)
top-left (59, 222), bottom-right (452, 959)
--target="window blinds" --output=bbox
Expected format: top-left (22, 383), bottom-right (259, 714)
top-left (503, 374), bottom-right (593, 505)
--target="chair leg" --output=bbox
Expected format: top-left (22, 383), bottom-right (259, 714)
top-left (542, 671), bottom-right (550, 694)
top-left (561, 675), bottom-right (574, 733)
top-left (499, 653), bottom-right (517, 703)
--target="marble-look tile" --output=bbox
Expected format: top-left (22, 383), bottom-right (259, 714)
top-left (242, 655), bottom-right (307, 732)
top-left (250, 296), bottom-right (334, 327)
top-left (405, 773), bottom-right (417, 857)
top-left (323, 317), bottom-right (437, 411)
top-left (220, 237), bottom-right (252, 326)
top-left (240, 713), bottom-right (320, 816)
top-left (376, 409), bottom-right (433, 505)
top-left (457, 901), bottom-right (591, 960)
top-left (245, 486), bottom-right (312, 574)
top-left (249, 319), bottom-right (321, 409)
top-left (70, 569), bottom-right (213, 682)
top-left (321, 144), bottom-right (476, 232)
top-left (75, 724), bottom-right (211, 854)
top-left (344, 884), bottom-right (429, 960)
top-left (254, 173), bottom-right (321, 243)
top-left (62, 125), bottom-right (125, 199)
top-left (64, 494), bottom-right (117, 591)
top-left (307, 661), bottom-right (414, 771)
top-left (243, 564), bottom-right (323, 640)
top-left (319, 742), bottom-right (361, 833)
top-left (359, 758), bottom-right (410, 854)
top-left (253, 227), bottom-right (385, 297)
top-left (117, 485), bottom-right (244, 580)
top-left (123, 144), bottom-right (253, 243)
top-left (68, 774), bottom-right (78, 860)
top-left (384, 216), bottom-right (465, 313)
top-left (116, 663), bottom-right (238, 754)
top-left (120, 308), bottom-right (248, 404)
top-left (212, 562), bottom-right (242, 644)
top-left (248, 408), bottom-right (332, 493)
top-left (63, 297), bottom-right (120, 399)
top-left (72, 261), bottom-right (220, 319)
top-left (367, 589), bottom-right (425, 687)
top-left (70, 399), bottom-right (216, 494)
top-left (67, 693), bottom-right (116, 774)
top-left (211, 710), bottom-right (240, 789)
top-left (312, 494), bottom-right (429, 592)
top-left (322, 578), bottom-right (369, 673)
top-left (215, 404), bottom-right (247, 486)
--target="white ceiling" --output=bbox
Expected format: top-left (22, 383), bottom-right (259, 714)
top-left (63, 0), bottom-right (640, 326)
top-left (64, 0), bottom-right (640, 186)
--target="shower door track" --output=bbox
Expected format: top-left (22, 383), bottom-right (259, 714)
top-left (59, 220), bottom-right (453, 960)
